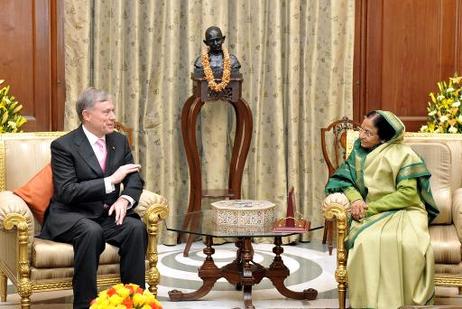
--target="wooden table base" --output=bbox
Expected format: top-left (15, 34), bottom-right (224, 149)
top-left (168, 236), bottom-right (318, 308)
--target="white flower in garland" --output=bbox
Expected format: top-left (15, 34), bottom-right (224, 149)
top-left (449, 126), bottom-right (458, 133)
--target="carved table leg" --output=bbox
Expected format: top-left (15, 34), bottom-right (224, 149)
top-left (241, 238), bottom-right (255, 309)
top-left (266, 236), bottom-right (317, 300)
top-left (169, 236), bottom-right (221, 301)
top-left (234, 238), bottom-right (243, 290)
top-left (243, 284), bottom-right (255, 309)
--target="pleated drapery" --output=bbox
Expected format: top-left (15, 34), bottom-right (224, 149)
top-left (63, 0), bottom-right (355, 244)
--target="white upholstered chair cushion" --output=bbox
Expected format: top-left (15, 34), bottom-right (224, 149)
top-left (32, 239), bottom-right (120, 268)
top-left (408, 142), bottom-right (452, 224)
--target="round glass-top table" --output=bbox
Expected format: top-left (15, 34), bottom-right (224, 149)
top-left (166, 209), bottom-right (323, 309)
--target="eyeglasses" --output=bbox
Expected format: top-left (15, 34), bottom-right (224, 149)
top-left (358, 127), bottom-right (377, 138)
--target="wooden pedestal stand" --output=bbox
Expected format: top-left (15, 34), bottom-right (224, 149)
top-left (180, 74), bottom-right (253, 256)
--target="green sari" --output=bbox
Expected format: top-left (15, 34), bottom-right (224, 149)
top-left (325, 111), bottom-right (439, 308)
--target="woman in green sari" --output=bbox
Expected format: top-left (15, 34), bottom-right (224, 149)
top-left (325, 110), bottom-right (439, 309)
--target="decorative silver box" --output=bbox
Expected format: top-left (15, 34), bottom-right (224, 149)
top-left (211, 200), bottom-right (275, 226)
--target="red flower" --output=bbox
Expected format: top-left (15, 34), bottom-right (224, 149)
top-left (107, 287), bottom-right (117, 297)
top-left (126, 285), bottom-right (135, 295)
top-left (122, 297), bottom-right (134, 308)
top-left (136, 287), bottom-right (143, 294)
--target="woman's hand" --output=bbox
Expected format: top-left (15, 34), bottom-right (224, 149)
top-left (350, 199), bottom-right (367, 221)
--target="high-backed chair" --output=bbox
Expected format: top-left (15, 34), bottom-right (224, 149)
top-left (320, 117), bottom-right (360, 254)
top-left (115, 121), bottom-right (134, 147)
top-left (0, 132), bottom-right (168, 308)
top-left (323, 131), bottom-right (462, 309)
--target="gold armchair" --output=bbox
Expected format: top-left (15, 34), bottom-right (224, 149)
top-left (0, 132), bottom-right (168, 308)
top-left (324, 131), bottom-right (462, 309)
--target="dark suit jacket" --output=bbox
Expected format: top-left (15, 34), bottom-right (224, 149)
top-left (40, 125), bottom-right (144, 240)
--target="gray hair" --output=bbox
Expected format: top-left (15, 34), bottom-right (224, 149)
top-left (75, 87), bottom-right (112, 122)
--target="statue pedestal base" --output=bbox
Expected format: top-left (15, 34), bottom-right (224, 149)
top-left (180, 74), bottom-right (253, 256)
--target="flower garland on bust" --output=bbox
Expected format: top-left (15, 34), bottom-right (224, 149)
top-left (201, 47), bottom-right (231, 92)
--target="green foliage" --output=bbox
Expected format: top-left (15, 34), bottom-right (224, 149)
top-left (420, 75), bottom-right (462, 133)
top-left (0, 80), bottom-right (27, 133)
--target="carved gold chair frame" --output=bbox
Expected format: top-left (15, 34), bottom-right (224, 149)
top-left (0, 131), bottom-right (168, 308)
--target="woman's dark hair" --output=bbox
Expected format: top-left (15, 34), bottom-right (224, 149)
top-left (366, 110), bottom-right (396, 142)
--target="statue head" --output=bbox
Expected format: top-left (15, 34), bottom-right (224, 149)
top-left (203, 26), bottom-right (226, 54)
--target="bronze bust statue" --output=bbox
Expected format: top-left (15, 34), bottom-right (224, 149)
top-left (194, 26), bottom-right (241, 78)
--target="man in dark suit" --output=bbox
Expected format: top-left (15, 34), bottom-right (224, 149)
top-left (40, 87), bottom-right (146, 309)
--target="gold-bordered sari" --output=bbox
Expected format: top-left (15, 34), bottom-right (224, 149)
top-left (325, 111), bottom-right (438, 308)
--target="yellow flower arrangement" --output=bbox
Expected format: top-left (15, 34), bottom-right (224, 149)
top-left (90, 283), bottom-right (162, 309)
top-left (0, 80), bottom-right (27, 133)
top-left (420, 75), bottom-right (462, 133)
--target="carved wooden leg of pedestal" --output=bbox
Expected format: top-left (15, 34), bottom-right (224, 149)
top-left (228, 99), bottom-right (253, 198)
top-left (179, 95), bottom-right (196, 245)
top-left (181, 96), bottom-right (205, 257)
top-left (183, 214), bottom-right (201, 258)
top-left (267, 236), bottom-right (317, 300)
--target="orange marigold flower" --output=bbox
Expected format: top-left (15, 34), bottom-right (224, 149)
top-left (126, 285), bottom-right (135, 295)
top-left (107, 287), bottom-right (117, 297)
top-left (90, 283), bottom-right (161, 309)
top-left (122, 297), bottom-right (134, 308)
top-left (151, 303), bottom-right (162, 309)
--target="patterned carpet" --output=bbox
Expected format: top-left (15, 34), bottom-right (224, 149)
top-left (0, 237), bottom-right (343, 308)
top-left (156, 240), bottom-right (340, 308)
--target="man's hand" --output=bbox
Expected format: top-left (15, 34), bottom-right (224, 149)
top-left (110, 164), bottom-right (141, 184)
top-left (350, 199), bottom-right (367, 221)
top-left (108, 197), bottom-right (130, 225)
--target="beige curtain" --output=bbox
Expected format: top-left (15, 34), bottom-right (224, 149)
top-left (64, 0), bottom-right (355, 245)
